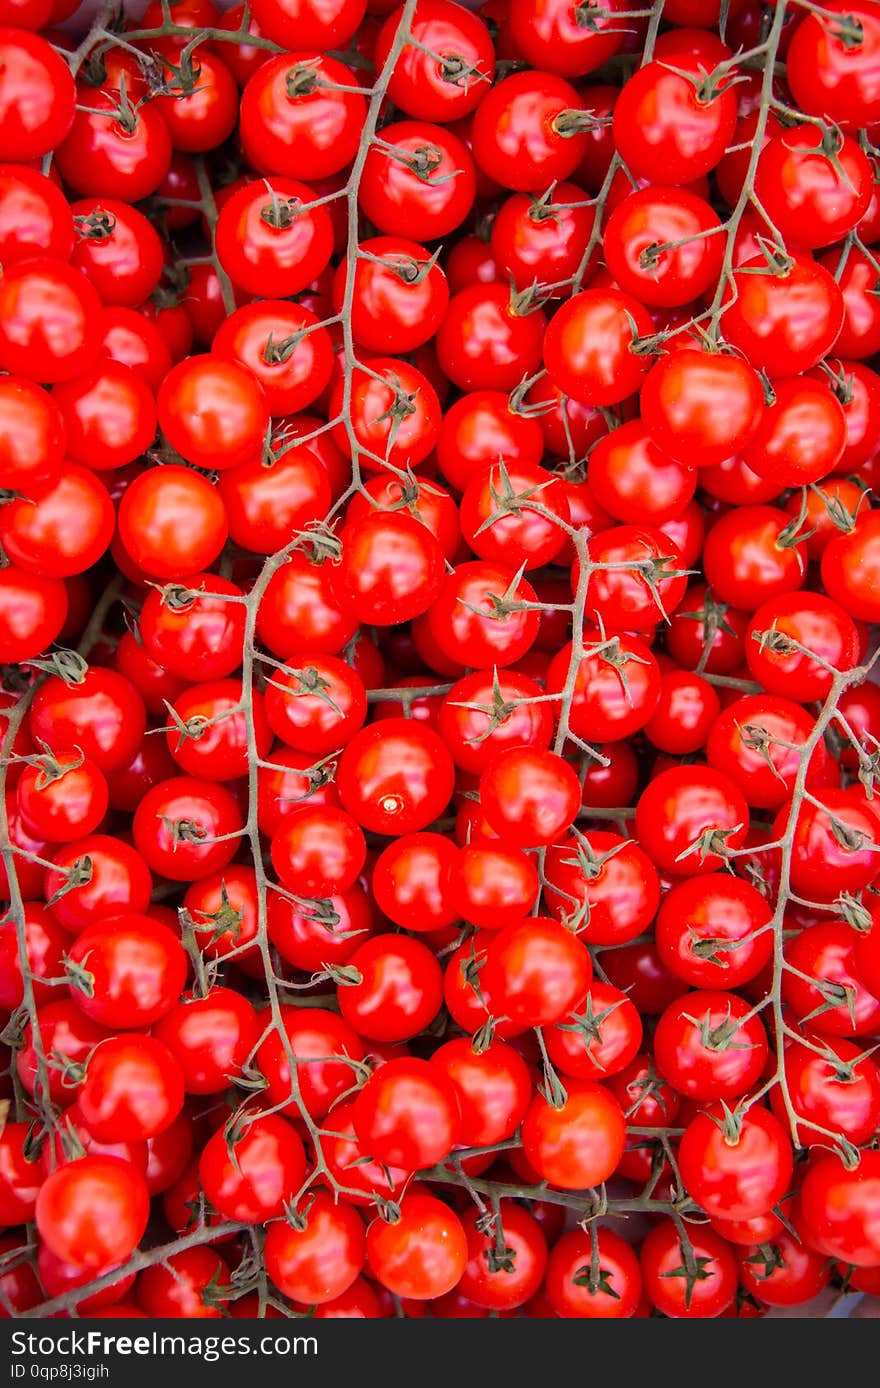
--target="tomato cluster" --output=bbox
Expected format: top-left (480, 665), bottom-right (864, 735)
top-left (2, 0), bottom-right (880, 1324)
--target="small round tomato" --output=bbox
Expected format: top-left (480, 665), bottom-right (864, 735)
top-left (783, 918), bottom-right (880, 1037)
top-left (336, 719), bottom-right (454, 836)
top-left (0, 375), bottom-right (65, 491)
top-left (460, 460), bottom-right (570, 570)
top-left (491, 179), bottom-right (595, 297)
top-left (216, 173), bottom-right (331, 298)
top-left (544, 981), bottom-right (642, 1081)
top-left (482, 916), bottom-right (591, 1029)
top-left (154, 988), bottom-right (261, 1095)
top-left (653, 990), bottom-right (768, 1102)
top-left (0, 257), bottom-right (102, 384)
top-left (738, 1228), bottom-right (830, 1309)
top-left (655, 873), bottom-right (773, 989)
top-left (77, 1035), bottom-right (185, 1143)
top-left (822, 510), bottom-right (880, 624)
top-left (423, 562), bottom-right (539, 670)
top-left (56, 84), bottom-right (172, 201)
top-left (0, 1123), bottom-right (43, 1226)
top-left (799, 1150), bottom-right (880, 1268)
top-left (547, 634), bottom-right (661, 743)
top-left (0, 28), bottom-right (76, 160)
top-left (264, 1191), bottom-right (366, 1306)
top-left (257, 551), bottom-right (358, 659)
top-left (543, 831), bottom-right (660, 946)
top-left (776, 794), bottom-right (880, 907)
top-left (448, 840), bottom-right (539, 930)
top-left (544, 288), bottom-right (652, 406)
top-left (117, 466), bottom-right (228, 580)
top-left (29, 669), bottom-right (146, 774)
top-left (157, 354), bottom-right (268, 472)
top-left (139, 574), bottom-right (246, 682)
top-left (240, 53), bottom-right (368, 180)
top-left (457, 1204), bottom-right (548, 1311)
top-left (337, 933), bottom-right (443, 1043)
top-left (635, 766), bottom-right (749, 878)
top-left (36, 1156), bottom-right (150, 1272)
top-left (521, 1080), bottom-right (626, 1189)
top-left (470, 69), bottom-right (592, 191)
top-left (330, 513), bottom-right (445, 627)
top-left (439, 668), bottom-right (552, 776)
top-left (587, 420), bottom-right (696, 526)
top-left (42, 833), bottom-right (152, 935)
top-left (429, 1038), bottom-right (531, 1147)
top-left (604, 186), bottom-right (723, 307)
top-left (334, 236), bottom-right (449, 356)
top-left (366, 1191), bottom-right (468, 1301)
top-left (546, 1227), bottom-right (642, 1319)
top-left (372, 832), bottom-right (459, 932)
top-left (132, 776), bottom-right (243, 881)
top-left (270, 804), bottom-right (366, 899)
top-left (16, 751), bottom-right (108, 843)
top-left (52, 363), bottom-right (157, 472)
top-left (720, 252), bottom-right (844, 378)
top-left (65, 914), bottom-right (187, 1030)
top-left (786, 1), bottom-right (880, 129)
top-left (436, 283), bottom-right (545, 392)
top-left (581, 524), bottom-right (687, 631)
top-left (640, 1219), bottom-right (737, 1318)
top-left (136, 1247), bottom-right (229, 1319)
top-left (772, 1035), bottom-right (880, 1149)
top-left (678, 1106), bottom-right (793, 1221)
top-left (330, 357), bottom-right (441, 472)
top-left (257, 1006), bottom-right (366, 1121)
top-left (479, 748), bottom-right (580, 848)
top-left (353, 1057), bottom-right (461, 1169)
top-left (17, 1000), bottom-right (110, 1107)
top-left (199, 1114), bottom-right (306, 1224)
top-left (706, 694), bottom-right (831, 811)
top-left (435, 389), bottom-right (543, 492)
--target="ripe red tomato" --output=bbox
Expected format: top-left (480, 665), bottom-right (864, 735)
top-left (640, 1219), bottom-right (737, 1318)
top-left (353, 1057), bottom-right (461, 1169)
top-left (544, 288), bottom-right (652, 406)
top-left (612, 55), bottom-right (738, 184)
top-left (482, 916), bottom-right (591, 1028)
top-left (117, 466), bottom-right (228, 580)
top-left (546, 1227), bottom-right (642, 1319)
top-left (457, 1204), bottom-right (548, 1311)
top-left (56, 84), bottom-right (172, 201)
top-left (136, 1247), bottom-right (229, 1319)
top-left (77, 1035), bottom-right (185, 1143)
top-left (36, 1156), bottom-right (150, 1272)
top-left (799, 1151), bottom-right (880, 1267)
top-left (654, 873), bottom-right (773, 989)
top-left (240, 53), bottom-right (367, 179)
top-left (653, 990), bottom-right (768, 1101)
top-left (337, 933), bottom-right (443, 1042)
top-left (199, 1114), bottom-right (306, 1224)
top-left (0, 28), bottom-right (76, 160)
top-left (264, 1190), bottom-right (366, 1306)
top-left (521, 1080), bottom-right (626, 1189)
top-left (375, 0), bottom-right (495, 123)
top-left (635, 765), bottom-right (749, 877)
top-left (336, 719), bottom-right (455, 836)
top-left (543, 831), bottom-right (660, 945)
top-left (678, 1106), bottom-right (793, 1221)
top-left (154, 988), bottom-right (260, 1095)
top-left (366, 1191), bottom-right (467, 1300)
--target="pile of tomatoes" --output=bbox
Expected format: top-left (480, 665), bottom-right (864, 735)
top-left (2, 0), bottom-right (880, 1323)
